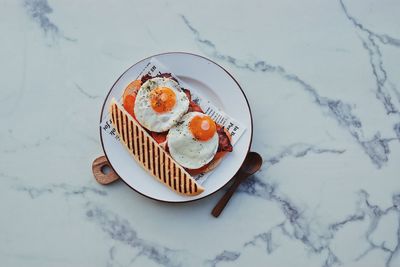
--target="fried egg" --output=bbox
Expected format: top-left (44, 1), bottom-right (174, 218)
top-left (167, 112), bottom-right (219, 169)
top-left (134, 77), bottom-right (189, 132)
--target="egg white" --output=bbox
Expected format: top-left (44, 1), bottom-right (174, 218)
top-left (134, 77), bottom-right (189, 132)
top-left (167, 112), bottom-right (219, 169)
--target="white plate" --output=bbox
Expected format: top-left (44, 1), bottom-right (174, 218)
top-left (100, 52), bottom-right (253, 202)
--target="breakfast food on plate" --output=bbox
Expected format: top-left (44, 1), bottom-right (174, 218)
top-left (166, 112), bottom-right (232, 176)
top-left (113, 72), bottom-right (233, 195)
top-left (167, 112), bottom-right (219, 169)
top-left (134, 77), bottom-right (189, 132)
top-left (110, 98), bottom-right (204, 196)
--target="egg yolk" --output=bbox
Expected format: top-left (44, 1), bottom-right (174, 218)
top-left (189, 115), bottom-right (216, 141)
top-left (150, 87), bottom-right (176, 113)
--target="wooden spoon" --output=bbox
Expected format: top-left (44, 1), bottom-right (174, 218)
top-left (211, 152), bottom-right (263, 217)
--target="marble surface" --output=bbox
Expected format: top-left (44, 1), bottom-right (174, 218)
top-left (1, 0), bottom-right (400, 266)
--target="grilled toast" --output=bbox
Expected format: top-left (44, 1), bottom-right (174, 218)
top-left (109, 98), bottom-right (204, 196)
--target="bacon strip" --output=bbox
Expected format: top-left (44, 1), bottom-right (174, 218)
top-left (182, 88), bottom-right (204, 113)
top-left (141, 73), bottom-right (178, 84)
top-left (217, 126), bottom-right (233, 152)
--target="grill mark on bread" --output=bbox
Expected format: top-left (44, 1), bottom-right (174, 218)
top-left (150, 141), bottom-right (155, 176)
top-left (177, 167), bottom-right (182, 193)
top-left (186, 174), bottom-right (191, 194)
top-left (148, 138), bottom-right (152, 173)
top-left (177, 165), bottom-right (183, 193)
top-left (173, 176), bottom-right (177, 191)
top-left (109, 99), bottom-right (204, 196)
top-left (171, 163), bottom-right (175, 180)
top-left (142, 131), bottom-right (147, 168)
top-left (114, 104), bottom-right (120, 134)
top-left (188, 179), bottom-right (193, 194)
top-left (133, 124), bottom-right (139, 158)
top-left (117, 108), bottom-right (123, 141)
top-left (171, 165), bottom-right (176, 191)
top-left (111, 105), bottom-right (115, 127)
top-left (122, 111), bottom-right (127, 143)
top-left (183, 170), bottom-right (187, 194)
top-left (166, 157), bottom-right (172, 187)
top-left (132, 122), bottom-right (137, 155)
top-left (111, 104), bottom-right (116, 127)
top-left (160, 148), bottom-right (165, 183)
top-left (128, 120), bottom-right (133, 151)
top-left (120, 109), bottom-right (125, 142)
top-left (138, 128), bottom-right (143, 162)
top-left (163, 155), bottom-right (167, 184)
top-left (143, 133), bottom-right (148, 169)
top-left (154, 145), bottom-right (159, 178)
top-left (147, 137), bottom-right (153, 174)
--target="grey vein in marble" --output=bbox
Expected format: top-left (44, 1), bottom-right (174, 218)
top-left (236, 165), bottom-right (400, 266)
top-left (107, 246), bottom-right (116, 266)
top-left (264, 143), bottom-right (346, 166)
top-left (13, 182), bottom-right (197, 266)
top-left (204, 250), bottom-right (240, 267)
top-left (323, 249), bottom-right (342, 267)
top-left (237, 179), bottom-right (303, 228)
top-left (237, 175), bottom-right (274, 200)
top-left (23, 0), bottom-right (75, 41)
top-left (352, 191), bottom-right (400, 267)
top-left (15, 183), bottom-right (107, 199)
top-left (394, 123), bottom-right (400, 139)
top-left (86, 204), bottom-right (192, 267)
top-left (236, 184), bottom-right (400, 267)
top-left (360, 134), bottom-right (399, 168)
top-left (328, 213), bottom-right (365, 232)
top-left (0, 171), bottom-right (21, 181)
top-left (2, 135), bottom-right (51, 154)
top-left (242, 222), bottom-right (340, 265)
top-left (74, 83), bottom-right (100, 99)
top-left (338, 0), bottom-right (400, 48)
top-left (362, 36), bottom-right (398, 114)
top-left (339, 0), bottom-right (400, 116)
top-left (391, 83), bottom-right (400, 106)
top-left (244, 232), bottom-right (277, 254)
top-left (181, 15), bottom-right (397, 169)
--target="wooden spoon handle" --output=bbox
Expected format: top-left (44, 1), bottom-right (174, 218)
top-left (211, 173), bottom-right (244, 217)
top-left (92, 156), bottom-right (120, 185)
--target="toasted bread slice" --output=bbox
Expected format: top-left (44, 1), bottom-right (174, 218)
top-left (109, 98), bottom-right (204, 196)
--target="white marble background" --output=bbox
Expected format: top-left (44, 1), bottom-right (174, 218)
top-left (1, 0), bottom-right (400, 266)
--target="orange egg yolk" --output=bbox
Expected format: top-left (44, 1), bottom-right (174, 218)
top-left (189, 115), bottom-right (216, 141)
top-left (150, 87), bottom-right (176, 113)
